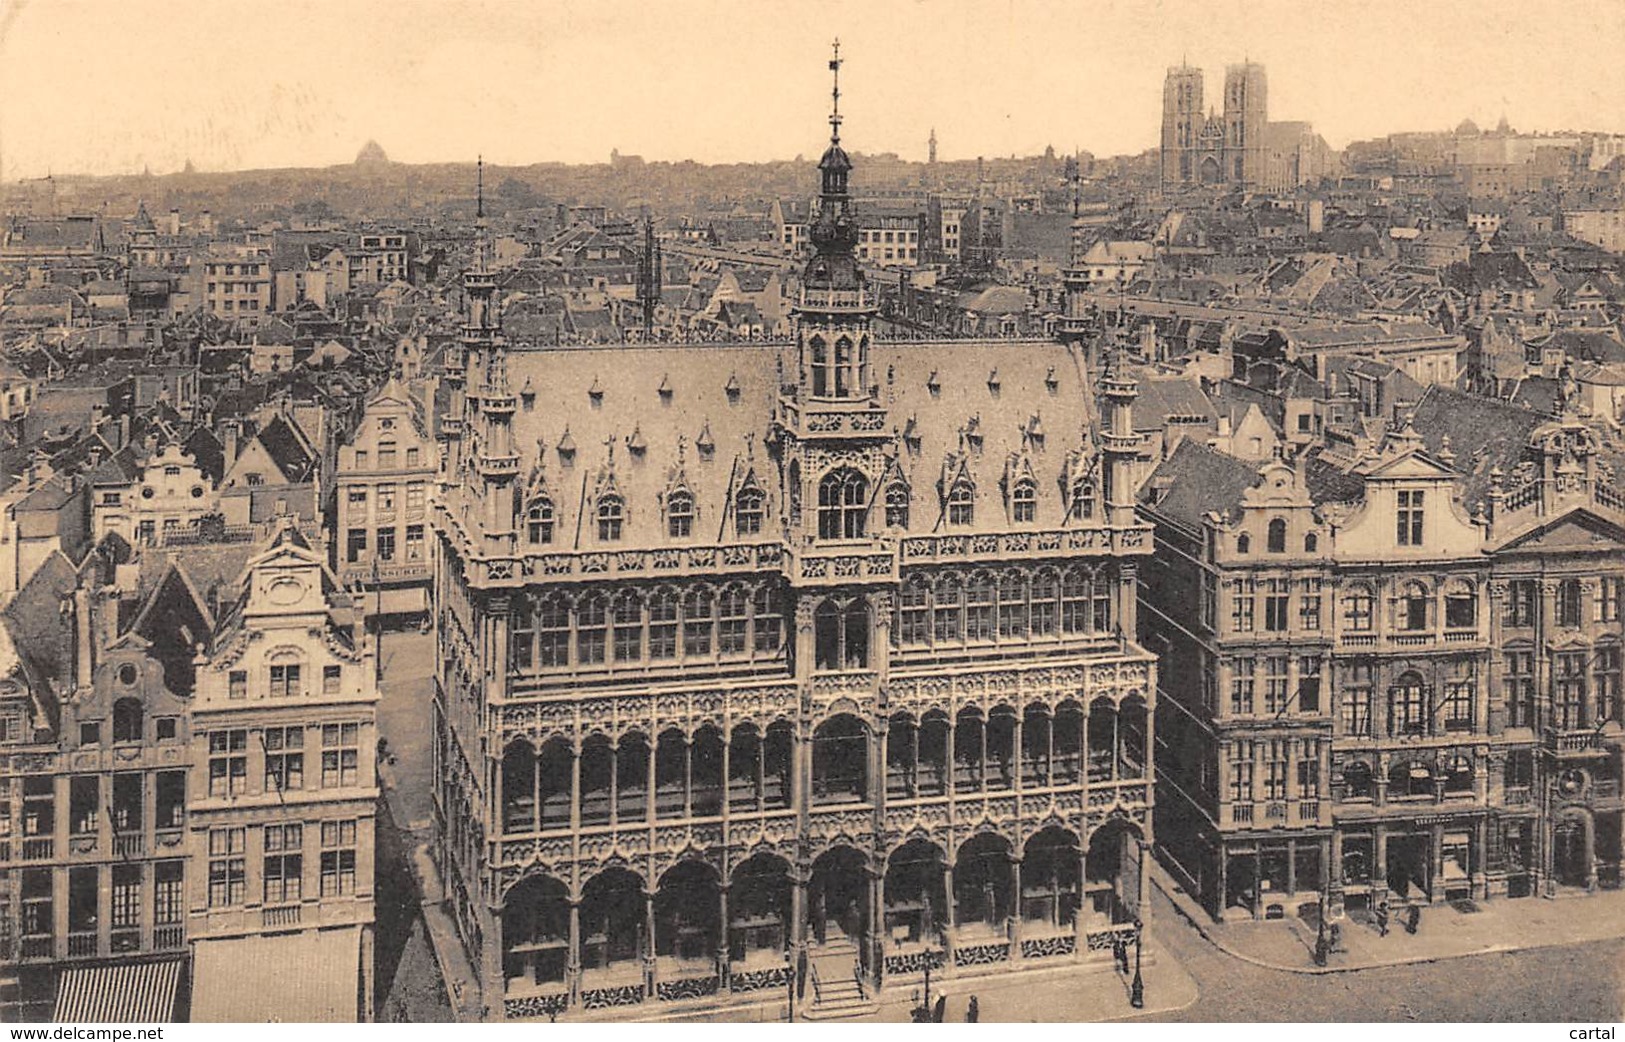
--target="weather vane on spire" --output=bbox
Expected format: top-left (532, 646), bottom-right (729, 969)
top-left (476, 155), bottom-right (485, 220)
top-left (829, 38), bottom-right (843, 145)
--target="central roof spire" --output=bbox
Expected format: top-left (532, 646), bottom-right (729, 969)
top-left (829, 38), bottom-right (842, 146)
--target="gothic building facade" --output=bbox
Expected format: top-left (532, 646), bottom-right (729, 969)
top-left (431, 56), bottom-right (1158, 1021)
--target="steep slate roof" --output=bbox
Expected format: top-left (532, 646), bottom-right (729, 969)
top-left (499, 338), bottom-right (1097, 548)
top-left (1140, 438), bottom-right (1262, 531)
top-left (252, 414), bottom-right (317, 483)
top-left (1133, 376), bottom-right (1218, 432)
top-left (1404, 384), bottom-right (1547, 509)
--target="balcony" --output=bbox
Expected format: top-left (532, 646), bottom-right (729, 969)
top-left (1504, 785), bottom-right (1532, 806)
top-left (1545, 729), bottom-right (1606, 754)
top-left (111, 928), bottom-right (141, 954)
top-left (21, 837), bottom-right (52, 861)
top-left (262, 904), bottom-right (302, 929)
top-left (1340, 633), bottom-right (1377, 647)
top-left (20, 935), bottom-right (52, 960)
top-left (68, 931), bottom-right (98, 957)
top-left (154, 924), bottom-right (185, 951)
top-left (114, 832), bottom-right (145, 857)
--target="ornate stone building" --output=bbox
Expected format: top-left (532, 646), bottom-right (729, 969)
top-left (1142, 388), bottom-right (1624, 922)
top-left (431, 53), bottom-right (1158, 1021)
top-left (1160, 61), bottom-right (1336, 194)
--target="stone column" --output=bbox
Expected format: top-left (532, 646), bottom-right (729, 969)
top-left (1373, 826), bottom-right (1389, 905)
top-left (790, 863), bottom-right (808, 1001)
top-left (1009, 856), bottom-right (1024, 959)
top-left (943, 859), bottom-right (957, 961)
top-left (1328, 830), bottom-right (1345, 919)
top-left (868, 866), bottom-right (884, 992)
top-left (608, 739), bottom-right (620, 828)
top-left (683, 733), bottom-right (694, 819)
top-left (718, 884), bottom-right (731, 990)
top-left (643, 888), bottom-right (657, 999)
top-left (567, 899), bottom-right (583, 1005)
top-left (570, 738), bottom-right (582, 834)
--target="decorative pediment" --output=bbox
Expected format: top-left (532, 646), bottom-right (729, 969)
top-left (1492, 507), bottom-right (1625, 554)
top-left (1363, 449), bottom-right (1459, 481)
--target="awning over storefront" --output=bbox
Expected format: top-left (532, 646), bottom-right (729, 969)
top-left (55, 959), bottom-right (184, 1023)
top-left (190, 926), bottom-right (361, 1023)
top-left (368, 586), bottom-right (428, 617)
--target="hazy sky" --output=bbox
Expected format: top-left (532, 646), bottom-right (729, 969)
top-left (1, 0), bottom-right (1623, 180)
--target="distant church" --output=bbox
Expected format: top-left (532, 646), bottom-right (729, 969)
top-left (1159, 61), bottom-right (1336, 193)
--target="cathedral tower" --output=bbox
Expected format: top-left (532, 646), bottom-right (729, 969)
top-left (1161, 62), bottom-right (1205, 189)
top-left (1223, 62), bottom-right (1268, 187)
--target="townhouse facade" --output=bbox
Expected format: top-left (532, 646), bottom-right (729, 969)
top-left (1142, 402), bottom-right (1624, 923)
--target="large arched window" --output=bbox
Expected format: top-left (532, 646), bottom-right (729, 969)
top-left (818, 468), bottom-right (868, 540)
top-left (667, 490), bottom-right (694, 539)
top-left (683, 586), bottom-right (714, 658)
top-left (537, 593), bottom-right (570, 668)
top-left (815, 597), bottom-right (871, 671)
top-left (611, 591), bottom-right (643, 663)
top-left (526, 497), bottom-right (555, 545)
top-left (577, 593), bottom-right (608, 665)
top-left (735, 487), bottom-right (766, 536)
top-left (1030, 568), bottom-right (1060, 637)
top-left (947, 480), bottom-right (975, 526)
top-left (884, 483), bottom-right (910, 529)
top-left (1399, 581), bottom-right (1431, 631)
top-left (1011, 479), bottom-right (1037, 524)
top-left (648, 587), bottom-right (679, 660)
top-left (1342, 761), bottom-right (1373, 800)
top-left (112, 697), bottom-right (144, 744)
top-left (596, 494), bottom-right (624, 542)
top-left (1267, 518), bottom-right (1287, 554)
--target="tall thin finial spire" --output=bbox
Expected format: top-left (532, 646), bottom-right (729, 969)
top-left (476, 155), bottom-right (485, 220)
top-left (828, 39), bottom-right (843, 145)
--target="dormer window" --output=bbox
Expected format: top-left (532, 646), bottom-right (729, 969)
top-left (1044, 367), bottom-right (1059, 395)
top-left (557, 429), bottom-right (576, 466)
top-left (667, 490), bottom-right (694, 539)
top-left (1070, 479), bottom-right (1095, 521)
top-left (588, 377), bottom-right (604, 408)
top-left (885, 483), bottom-right (910, 529)
top-left (926, 371), bottom-right (941, 398)
top-left (597, 494), bottom-right (624, 541)
top-left (735, 487), bottom-right (765, 536)
top-left (1011, 478), bottom-right (1037, 523)
top-left (947, 480), bottom-right (975, 526)
top-left (526, 497), bottom-right (555, 545)
top-left (1236, 533), bottom-right (1251, 554)
top-left (1397, 489), bottom-right (1424, 546)
top-left (657, 374), bottom-right (673, 405)
top-left (987, 369), bottom-right (1001, 396)
top-left (725, 373), bottom-right (742, 403)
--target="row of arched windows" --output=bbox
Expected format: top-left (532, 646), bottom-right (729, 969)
top-left (497, 700), bottom-right (1150, 835)
top-left (1234, 518), bottom-right (1317, 556)
top-left (1340, 757), bottom-right (1475, 800)
top-left (893, 566), bottom-right (1116, 649)
top-left (1340, 579), bottom-right (1479, 633)
top-left (524, 485), bottom-right (771, 546)
top-left (511, 584), bottom-right (785, 672)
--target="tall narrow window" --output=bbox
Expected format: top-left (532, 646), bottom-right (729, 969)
top-left (809, 336), bottom-right (830, 397)
top-left (1557, 579), bottom-right (1584, 628)
top-left (527, 498), bottom-right (555, 545)
top-left (1344, 583), bottom-right (1374, 631)
top-left (1397, 489), bottom-right (1424, 546)
top-left (649, 588), bottom-right (679, 660)
top-left (1267, 518), bottom-right (1287, 553)
top-left (946, 481), bottom-right (975, 526)
top-left (898, 576), bottom-right (931, 646)
top-left (612, 592), bottom-right (643, 663)
top-left (667, 490), bottom-right (694, 539)
top-left (1011, 479), bottom-right (1037, 523)
top-left (683, 587), bottom-right (714, 658)
top-left (577, 594), bottom-right (607, 665)
top-left (735, 488), bottom-right (765, 536)
top-left (597, 495), bottom-right (624, 542)
top-left (1070, 479), bottom-right (1094, 521)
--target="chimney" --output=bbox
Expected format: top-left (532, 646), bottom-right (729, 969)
top-left (222, 420), bottom-right (240, 465)
top-left (168, 208), bottom-right (181, 236)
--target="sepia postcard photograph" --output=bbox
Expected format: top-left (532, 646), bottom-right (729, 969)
top-left (0, 0), bottom-right (1623, 1029)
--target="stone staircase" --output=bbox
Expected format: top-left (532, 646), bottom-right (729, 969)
top-left (801, 940), bottom-right (878, 1021)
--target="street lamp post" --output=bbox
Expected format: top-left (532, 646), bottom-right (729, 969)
top-left (1129, 918), bottom-right (1144, 1009)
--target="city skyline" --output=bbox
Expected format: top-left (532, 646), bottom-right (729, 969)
top-left (2, 0), bottom-right (1625, 181)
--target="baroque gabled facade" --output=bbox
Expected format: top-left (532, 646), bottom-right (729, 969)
top-left (431, 52), bottom-right (1159, 1022)
top-left (1142, 394), bottom-right (1624, 924)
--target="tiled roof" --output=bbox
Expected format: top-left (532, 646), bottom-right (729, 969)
top-left (1140, 439), bottom-right (1261, 530)
top-left (1405, 384), bottom-right (1547, 508)
top-left (497, 337), bottom-right (1096, 548)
